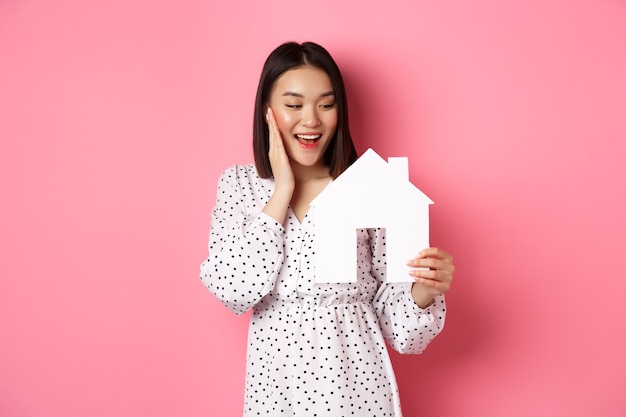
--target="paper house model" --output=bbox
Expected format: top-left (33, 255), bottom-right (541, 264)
top-left (309, 148), bottom-right (433, 283)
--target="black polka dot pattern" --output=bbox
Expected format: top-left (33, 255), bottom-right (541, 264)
top-left (200, 164), bottom-right (446, 416)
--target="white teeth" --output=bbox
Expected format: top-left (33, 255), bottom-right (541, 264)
top-left (296, 134), bottom-right (321, 140)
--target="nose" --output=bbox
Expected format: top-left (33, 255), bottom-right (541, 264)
top-left (300, 105), bottom-right (321, 127)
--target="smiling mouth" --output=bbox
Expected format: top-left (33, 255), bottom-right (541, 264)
top-left (294, 134), bottom-right (322, 144)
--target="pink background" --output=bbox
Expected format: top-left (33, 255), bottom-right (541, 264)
top-left (2, 0), bottom-right (625, 416)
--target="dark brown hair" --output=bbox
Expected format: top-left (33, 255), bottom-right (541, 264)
top-left (253, 41), bottom-right (357, 179)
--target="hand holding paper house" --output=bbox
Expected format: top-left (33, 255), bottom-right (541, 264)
top-left (309, 148), bottom-right (434, 283)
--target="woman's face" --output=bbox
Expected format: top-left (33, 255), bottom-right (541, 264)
top-left (267, 66), bottom-right (338, 172)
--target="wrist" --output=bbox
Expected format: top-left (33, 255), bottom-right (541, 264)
top-left (273, 182), bottom-right (295, 196)
top-left (411, 283), bottom-right (435, 309)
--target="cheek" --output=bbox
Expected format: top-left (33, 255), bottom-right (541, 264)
top-left (274, 112), bottom-right (297, 135)
top-left (325, 112), bottom-right (338, 133)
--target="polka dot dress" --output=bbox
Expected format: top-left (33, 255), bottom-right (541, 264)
top-left (200, 164), bottom-right (446, 417)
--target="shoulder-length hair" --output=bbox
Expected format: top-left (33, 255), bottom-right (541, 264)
top-left (253, 41), bottom-right (357, 179)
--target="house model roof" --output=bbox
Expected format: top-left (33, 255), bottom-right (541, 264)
top-left (310, 148), bottom-right (433, 284)
top-left (311, 148), bottom-right (433, 208)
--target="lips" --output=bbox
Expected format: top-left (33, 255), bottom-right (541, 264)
top-left (295, 133), bottom-right (321, 141)
top-left (294, 133), bottom-right (322, 146)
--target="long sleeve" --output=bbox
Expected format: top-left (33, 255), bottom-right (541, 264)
top-left (200, 165), bottom-right (285, 315)
top-left (369, 228), bottom-right (446, 354)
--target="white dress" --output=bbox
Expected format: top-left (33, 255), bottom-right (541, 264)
top-left (200, 164), bottom-right (446, 417)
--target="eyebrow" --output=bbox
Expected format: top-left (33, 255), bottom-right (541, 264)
top-left (282, 91), bottom-right (335, 98)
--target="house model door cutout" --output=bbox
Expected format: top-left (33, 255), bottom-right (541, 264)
top-left (309, 148), bottom-right (433, 283)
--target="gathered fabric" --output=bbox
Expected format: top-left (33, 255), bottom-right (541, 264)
top-left (201, 164), bottom-right (446, 416)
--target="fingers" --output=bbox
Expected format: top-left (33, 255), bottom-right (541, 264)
top-left (416, 247), bottom-right (453, 261)
top-left (406, 247), bottom-right (455, 292)
top-left (406, 247), bottom-right (453, 268)
top-left (266, 108), bottom-right (289, 161)
top-left (266, 107), bottom-right (282, 150)
top-left (409, 266), bottom-right (452, 281)
top-left (266, 107), bottom-right (295, 190)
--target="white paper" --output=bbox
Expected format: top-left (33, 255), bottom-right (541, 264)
top-left (310, 148), bottom-right (433, 283)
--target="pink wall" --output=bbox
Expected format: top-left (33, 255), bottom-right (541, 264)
top-left (2, 0), bottom-right (625, 416)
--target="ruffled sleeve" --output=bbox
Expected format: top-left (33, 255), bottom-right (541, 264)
top-left (369, 228), bottom-right (446, 354)
top-left (200, 166), bottom-right (284, 315)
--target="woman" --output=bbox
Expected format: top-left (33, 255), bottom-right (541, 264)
top-left (200, 41), bottom-right (454, 416)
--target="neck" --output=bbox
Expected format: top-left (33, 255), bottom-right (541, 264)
top-left (291, 161), bottom-right (330, 184)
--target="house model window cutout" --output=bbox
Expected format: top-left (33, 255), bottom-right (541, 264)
top-left (309, 148), bottom-right (434, 284)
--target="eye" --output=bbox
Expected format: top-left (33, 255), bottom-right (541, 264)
top-left (285, 104), bottom-right (302, 109)
top-left (320, 102), bottom-right (336, 109)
